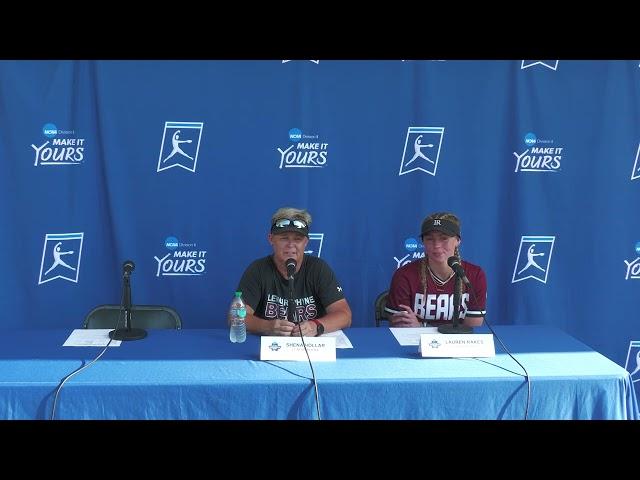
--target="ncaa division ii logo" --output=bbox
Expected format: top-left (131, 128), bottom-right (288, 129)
top-left (38, 232), bottom-right (84, 284)
top-left (277, 128), bottom-right (328, 169)
top-left (512, 236), bottom-right (555, 284)
top-left (32, 123), bottom-right (85, 166)
top-left (157, 121), bottom-right (204, 173)
top-left (399, 127), bottom-right (444, 176)
top-left (394, 236), bottom-right (424, 269)
top-left (624, 242), bottom-right (640, 280)
top-left (154, 236), bottom-right (207, 277)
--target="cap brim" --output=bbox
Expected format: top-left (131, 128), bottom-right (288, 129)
top-left (271, 226), bottom-right (309, 236)
top-left (421, 226), bottom-right (459, 238)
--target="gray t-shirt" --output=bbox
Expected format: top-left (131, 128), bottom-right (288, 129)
top-left (237, 255), bottom-right (345, 322)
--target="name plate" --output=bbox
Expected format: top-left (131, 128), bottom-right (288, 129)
top-left (419, 333), bottom-right (495, 358)
top-left (260, 336), bottom-right (336, 361)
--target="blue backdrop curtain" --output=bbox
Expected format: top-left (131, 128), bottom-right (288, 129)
top-left (0, 60), bottom-right (638, 378)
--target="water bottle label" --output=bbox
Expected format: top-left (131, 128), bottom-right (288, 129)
top-left (238, 307), bottom-right (246, 318)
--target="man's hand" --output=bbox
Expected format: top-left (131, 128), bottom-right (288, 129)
top-left (268, 319), bottom-right (296, 336)
top-left (290, 320), bottom-right (317, 337)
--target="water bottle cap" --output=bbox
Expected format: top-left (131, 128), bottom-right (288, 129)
top-left (235, 291), bottom-right (242, 297)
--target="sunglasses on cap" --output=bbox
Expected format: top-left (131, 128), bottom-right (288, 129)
top-left (272, 218), bottom-right (308, 229)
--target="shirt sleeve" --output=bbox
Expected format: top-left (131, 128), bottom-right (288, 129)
top-left (314, 259), bottom-right (345, 309)
top-left (465, 267), bottom-right (487, 318)
top-left (386, 267), bottom-right (412, 315)
top-left (236, 260), bottom-right (263, 312)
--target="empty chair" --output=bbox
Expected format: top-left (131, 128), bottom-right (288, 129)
top-left (374, 290), bottom-right (391, 327)
top-left (83, 304), bottom-right (182, 330)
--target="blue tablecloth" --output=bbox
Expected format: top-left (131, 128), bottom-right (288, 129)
top-left (0, 325), bottom-right (637, 419)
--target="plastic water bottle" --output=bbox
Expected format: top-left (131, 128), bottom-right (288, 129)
top-left (229, 291), bottom-right (247, 343)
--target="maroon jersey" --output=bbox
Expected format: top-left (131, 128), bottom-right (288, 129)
top-left (386, 259), bottom-right (487, 324)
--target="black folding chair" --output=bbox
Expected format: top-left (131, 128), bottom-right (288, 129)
top-left (83, 304), bottom-right (182, 330)
top-left (374, 290), bottom-right (391, 327)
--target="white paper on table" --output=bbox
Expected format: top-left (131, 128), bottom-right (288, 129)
top-left (389, 327), bottom-right (438, 346)
top-left (321, 329), bottom-right (353, 348)
top-left (63, 329), bottom-right (122, 347)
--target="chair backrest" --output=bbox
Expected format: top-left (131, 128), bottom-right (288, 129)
top-left (374, 290), bottom-right (390, 327)
top-left (83, 304), bottom-right (182, 330)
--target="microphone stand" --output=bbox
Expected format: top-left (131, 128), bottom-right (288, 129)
top-left (287, 263), bottom-right (320, 420)
top-left (438, 275), bottom-right (472, 334)
top-left (109, 270), bottom-right (147, 341)
top-left (287, 273), bottom-right (298, 325)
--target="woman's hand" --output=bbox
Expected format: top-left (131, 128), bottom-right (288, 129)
top-left (390, 304), bottom-right (422, 327)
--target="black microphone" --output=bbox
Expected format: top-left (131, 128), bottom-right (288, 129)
top-left (285, 258), bottom-right (298, 324)
top-left (286, 258), bottom-right (297, 279)
top-left (110, 259), bottom-right (147, 341)
top-left (123, 260), bottom-right (135, 276)
top-left (447, 256), bottom-right (470, 286)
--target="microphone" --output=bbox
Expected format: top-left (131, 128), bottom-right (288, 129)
top-left (109, 259), bottom-right (147, 341)
top-left (447, 256), bottom-right (470, 286)
top-left (438, 257), bottom-right (473, 334)
top-left (286, 258), bottom-right (297, 279)
top-left (285, 258), bottom-right (298, 324)
top-left (123, 260), bottom-right (135, 276)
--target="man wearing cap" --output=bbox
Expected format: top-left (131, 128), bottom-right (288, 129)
top-left (236, 206), bottom-right (352, 336)
top-left (386, 212), bottom-right (487, 327)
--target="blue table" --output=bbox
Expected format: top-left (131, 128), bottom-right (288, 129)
top-left (0, 325), bottom-right (637, 419)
